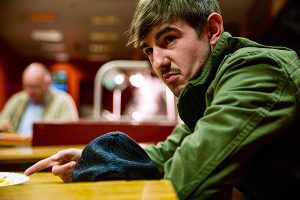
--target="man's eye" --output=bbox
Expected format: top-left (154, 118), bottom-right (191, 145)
top-left (165, 36), bottom-right (176, 44)
top-left (143, 48), bottom-right (153, 56)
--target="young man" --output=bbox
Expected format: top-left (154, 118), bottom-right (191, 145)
top-left (25, 0), bottom-right (300, 199)
top-left (0, 62), bottom-right (79, 136)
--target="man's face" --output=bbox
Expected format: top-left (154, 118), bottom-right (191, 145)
top-left (141, 19), bottom-right (211, 97)
top-left (23, 74), bottom-right (48, 104)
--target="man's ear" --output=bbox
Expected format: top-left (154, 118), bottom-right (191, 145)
top-left (207, 13), bottom-right (223, 47)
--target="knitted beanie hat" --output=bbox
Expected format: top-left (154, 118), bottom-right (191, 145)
top-left (72, 132), bottom-right (161, 182)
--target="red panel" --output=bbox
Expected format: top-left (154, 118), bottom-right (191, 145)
top-left (32, 120), bottom-right (177, 146)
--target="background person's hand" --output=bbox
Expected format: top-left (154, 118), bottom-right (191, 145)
top-left (0, 120), bottom-right (11, 132)
top-left (24, 148), bottom-right (82, 182)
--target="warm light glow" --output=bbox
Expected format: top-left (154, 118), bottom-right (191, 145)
top-left (114, 74), bottom-right (125, 85)
top-left (125, 76), bottom-right (167, 121)
top-left (53, 53), bottom-right (69, 62)
top-left (89, 32), bottom-right (119, 42)
top-left (91, 15), bottom-right (121, 25)
top-left (131, 111), bottom-right (144, 121)
top-left (129, 74), bottom-right (145, 88)
top-left (102, 70), bottom-right (127, 91)
top-left (87, 54), bottom-right (111, 62)
top-left (89, 44), bottom-right (114, 53)
top-left (41, 43), bottom-right (65, 52)
top-left (22, 12), bottom-right (55, 23)
top-left (31, 29), bottom-right (63, 42)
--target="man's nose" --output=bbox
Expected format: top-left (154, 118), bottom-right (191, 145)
top-left (152, 47), bottom-right (170, 69)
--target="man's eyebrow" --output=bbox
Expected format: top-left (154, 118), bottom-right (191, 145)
top-left (155, 26), bottom-right (179, 40)
top-left (139, 26), bottom-right (179, 49)
top-left (140, 42), bottom-right (148, 50)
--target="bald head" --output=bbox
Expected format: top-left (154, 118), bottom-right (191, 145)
top-left (22, 62), bottom-right (51, 103)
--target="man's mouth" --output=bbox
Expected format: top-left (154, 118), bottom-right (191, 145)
top-left (163, 72), bottom-right (179, 84)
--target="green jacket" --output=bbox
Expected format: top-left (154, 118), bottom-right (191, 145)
top-left (0, 89), bottom-right (79, 132)
top-left (145, 32), bottom-right (300, 199)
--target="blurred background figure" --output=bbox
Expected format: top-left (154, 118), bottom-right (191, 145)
top-left (124, 73), bottom-right (167, 121)
top-left (0, 62), bottom-right (79, 136)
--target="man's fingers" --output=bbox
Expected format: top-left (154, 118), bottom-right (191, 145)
top-left (24, 148), bottom-right (81, 177)
top-left (52, 161), bottom-right (76, 183)
top-left (24, 157), bottom-right (59, 176)
top-left (52, 161), bottom-right (76, 176)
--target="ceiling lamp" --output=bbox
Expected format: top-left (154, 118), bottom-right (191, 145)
top-left (53, 53), bottom-right (69, 62)
top-left (89, 32), bottom-right (119, 42)
top-left (89, 44), bottom-right (114, 53)
top-left (91, 15), bottom-right (121, 26)
top-left (31, 29), bottom-right (63, 42)
top-left (41, 43), bottom-right (65, 52)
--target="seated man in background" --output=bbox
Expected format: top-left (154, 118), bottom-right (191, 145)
top-left (0, 62), bottom-right (79, 136)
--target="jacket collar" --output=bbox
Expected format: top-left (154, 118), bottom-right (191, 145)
top-left (177, 32), bottom-right (234, 131)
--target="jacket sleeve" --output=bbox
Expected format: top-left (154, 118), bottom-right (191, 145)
top-left (0, 93), bottom-right (27, 131)
top-left (0, 96), bottom-right (16, 122)
top-left (144, 123), bottom-right (191, 173)
top-left (148, 50), bottom-right (297, 199)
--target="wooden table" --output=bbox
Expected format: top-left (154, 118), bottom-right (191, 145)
top-left (0, 145), bottom-right (85, 164)
top-left (0, 172), bottom-right (179, 200)
top-left (0, 133), bottom-right (31, 146)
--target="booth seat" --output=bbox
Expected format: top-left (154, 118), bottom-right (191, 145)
top-left (32, 120), bottom-right (177, 146)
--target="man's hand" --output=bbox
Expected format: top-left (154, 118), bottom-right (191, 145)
top-left (24, 148), bottom-right (82, 183)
